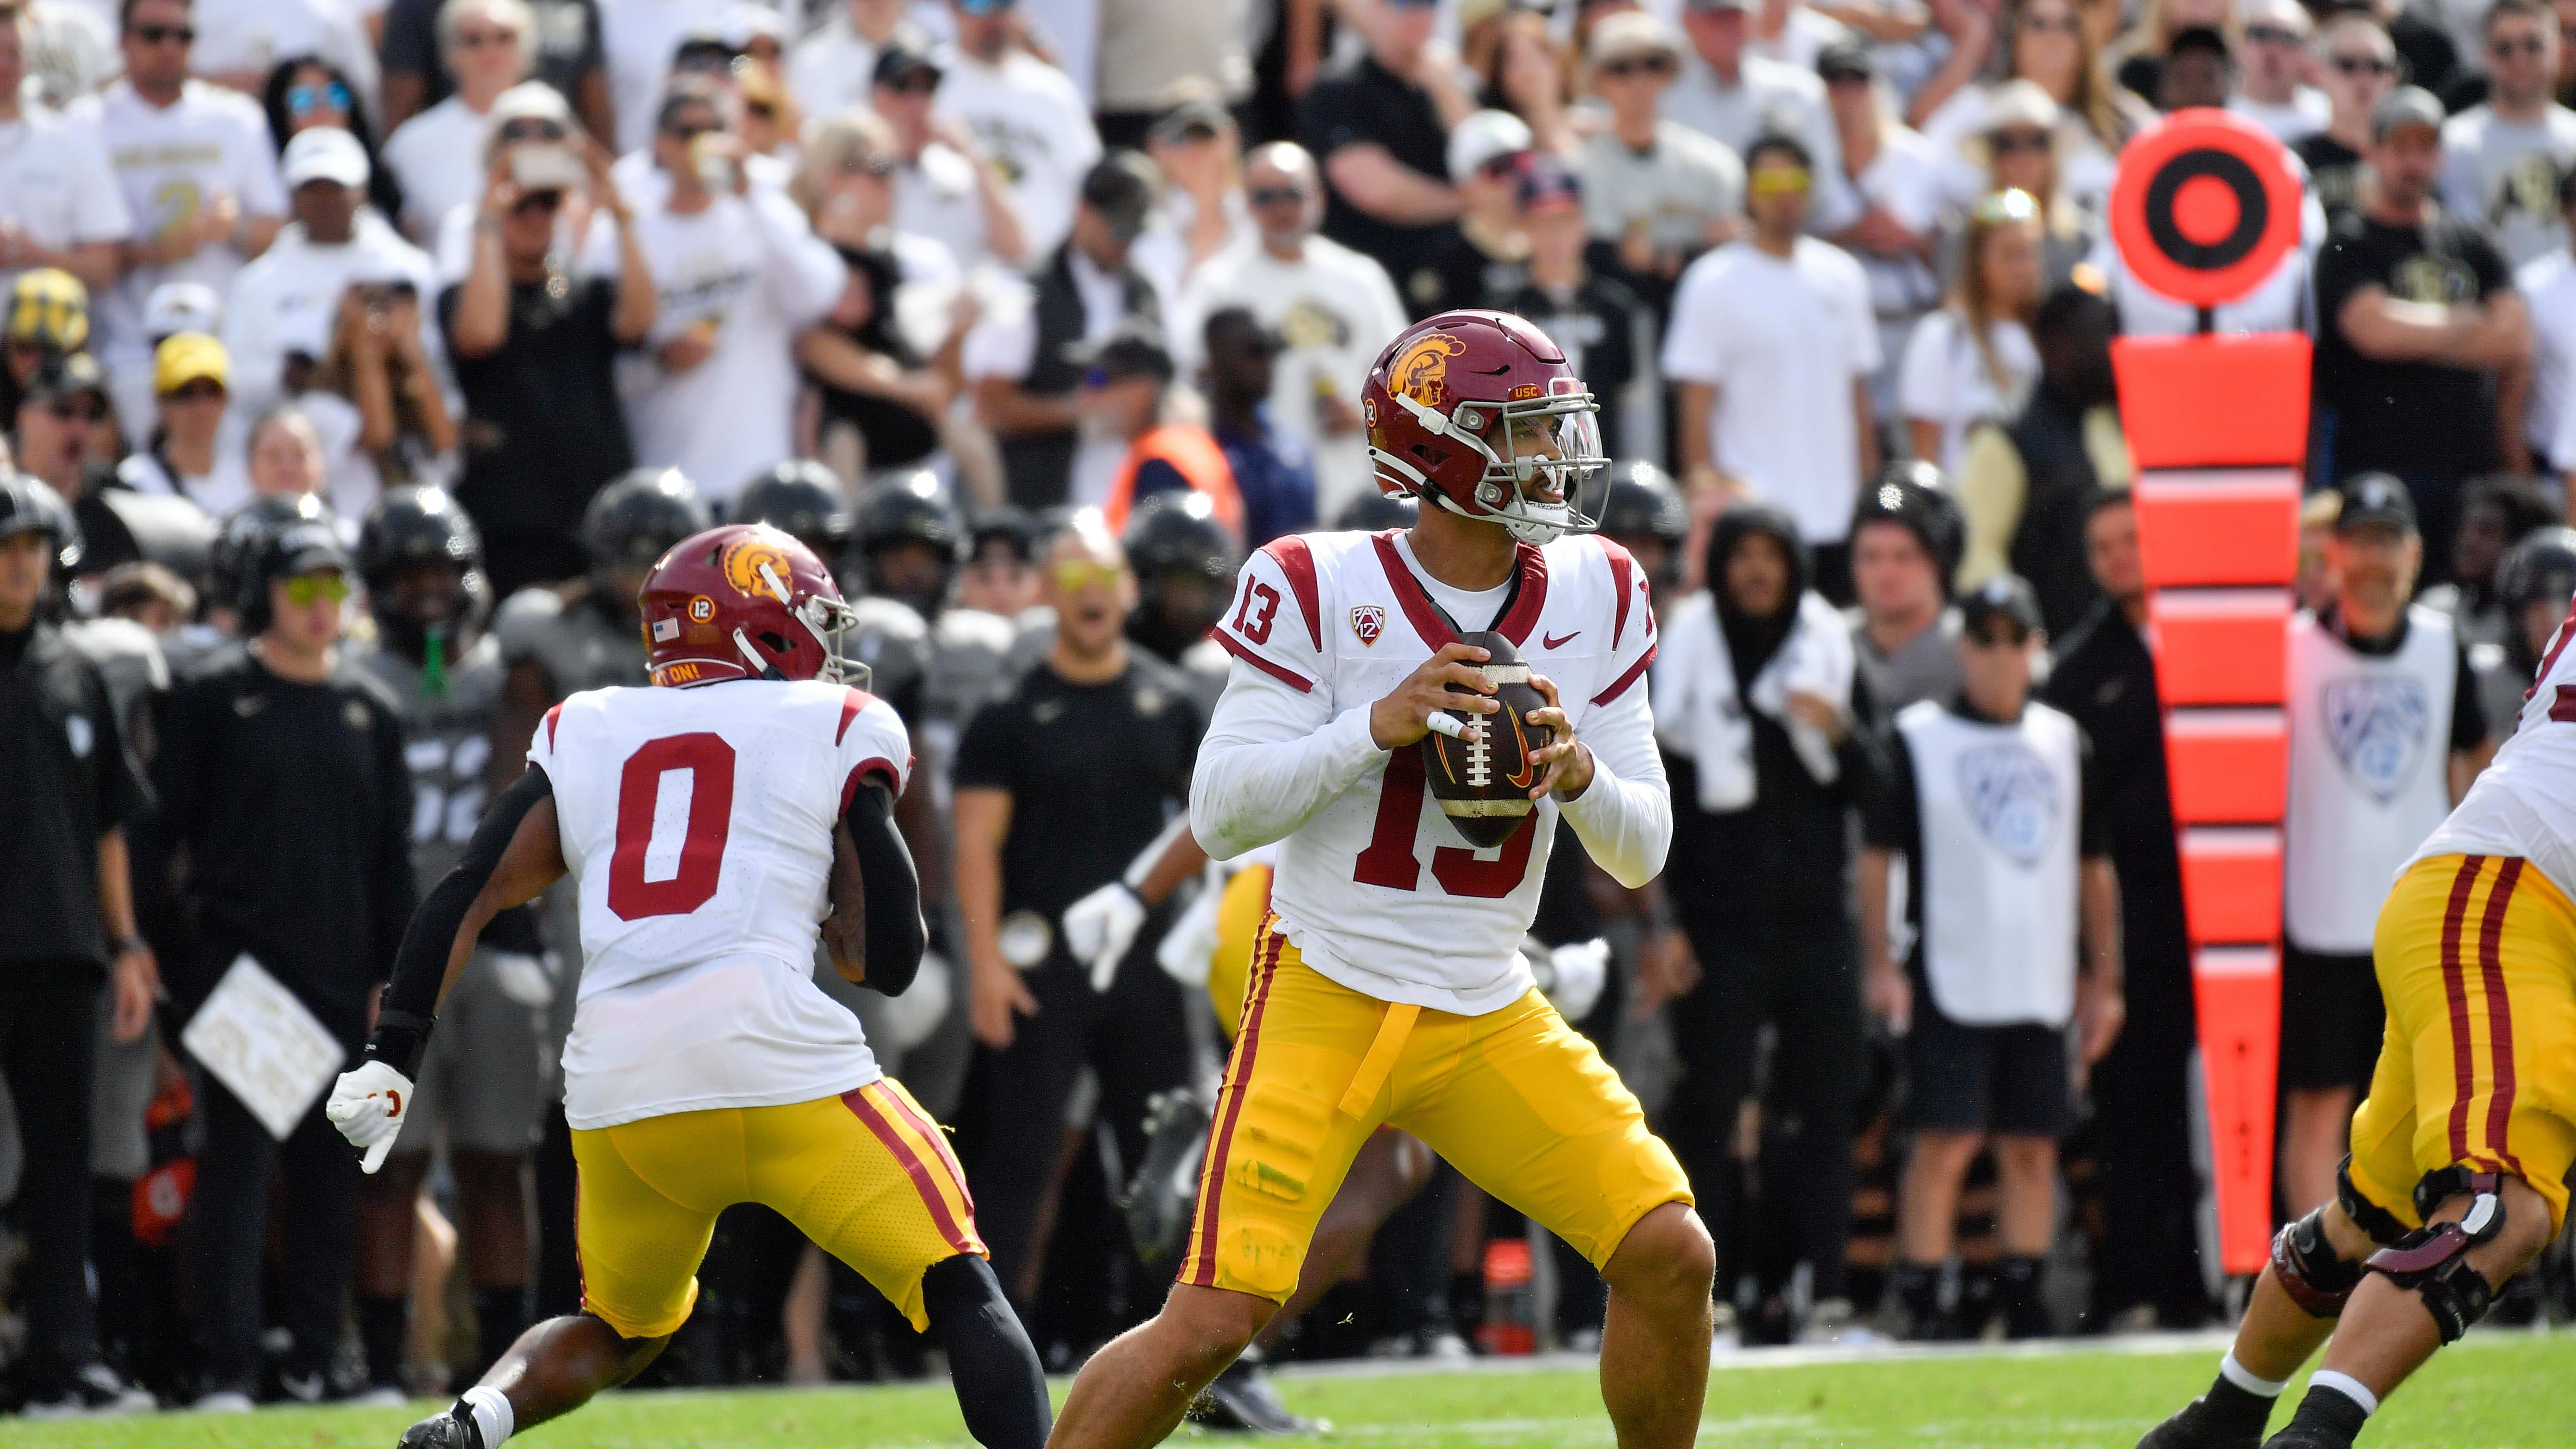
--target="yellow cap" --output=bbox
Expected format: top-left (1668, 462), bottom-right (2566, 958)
top-left (6, 267), bottom-right (89, 351)
top-left (154, 330), bottom-right (229, 395)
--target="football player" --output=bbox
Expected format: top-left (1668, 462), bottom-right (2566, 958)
top-left (326, 525), bottom-right (1051, 1449)
top-left (1045, 310), bottom-right (1710, 1449)
top-left (2140, 595), bottom-right (2576, 1448)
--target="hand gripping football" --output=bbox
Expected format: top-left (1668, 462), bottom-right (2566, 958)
top-left (1421, 630), bottom-right (1551, 848)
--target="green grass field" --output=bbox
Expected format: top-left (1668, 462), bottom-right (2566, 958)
top-left (12, 1331), bottom-right (2572, 1449)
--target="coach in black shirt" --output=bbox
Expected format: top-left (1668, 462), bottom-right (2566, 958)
top-left (2311, 87), bottom-right (2529, 576)
top-left (0, 478), bottom-right (157, 1413)
top-left (1297, 0), bottom-right (1469, 303)
top-left (149, 521), bottom-right (415, 1406)
top-left (952, 515), bottom-right (1202, 1325)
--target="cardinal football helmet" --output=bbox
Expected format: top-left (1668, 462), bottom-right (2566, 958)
top-left (1361, 310), bottom-right (1606, 545)
top-left (638, 524), bottom-right (861, 687)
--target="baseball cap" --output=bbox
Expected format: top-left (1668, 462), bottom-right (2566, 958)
top-left (142, 281), bottom-right (223, 341)
top-left (1982, 78), bottom-right (2062, 134)
top-left (6, 267), bottom-right (89, 353)
top-left (281, 125), bottom-right (371, 189)
top-left (22, 349), bottom-right (107, 404)
top-left (1959, 572), bottom-right (2043, 636)
top-left (718, 3), bottom-right (786, 50)
top-left (2372, 86), bottom-right (2445, 142)
top-left (1080, 326), bottom-right (1176, 386)
top-left (2334, 473), bottom-right (2418, 535)
top-left (872, 30), bottom-right (944, 87)
top-left (272, 520), bottom-right (354, 581)
top-left (1081, 151), bottom-right (1161, 243)
top-left (1447, 108), bottom-right (1534, 182)
top-left (1816, 37), bottom-right (1876, 83)
top-left (1149, 94), bottom-right (1233, 148)
top-left (1586, 11), bottom-right (1680, 67)
top-left (154, 331), bottom-right (229, 395)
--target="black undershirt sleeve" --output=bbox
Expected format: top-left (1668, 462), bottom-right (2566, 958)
top-left (365, 765), bottom-right (555, 1078)
top-left (842, 779), bottom-right (926, 997)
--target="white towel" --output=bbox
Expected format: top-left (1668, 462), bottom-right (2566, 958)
top-left (1656, 590), bottom-right (1856, 812)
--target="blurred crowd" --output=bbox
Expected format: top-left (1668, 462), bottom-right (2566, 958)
top-left (7, 0), bottom-right (2576, 1420)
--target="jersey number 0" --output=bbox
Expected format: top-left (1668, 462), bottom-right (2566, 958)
top-left (608, 733), bottom-right (738, 920)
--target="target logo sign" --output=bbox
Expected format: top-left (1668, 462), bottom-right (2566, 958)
top-left (2109, 108), bottom-right (2305, 308)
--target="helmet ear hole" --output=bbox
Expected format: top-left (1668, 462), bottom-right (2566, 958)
top-left (758, 630), bottom-right (791, 654)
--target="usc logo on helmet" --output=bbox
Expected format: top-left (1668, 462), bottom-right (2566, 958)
top-left (720, 535), bottom-right (796, 603)
top-left (1391, 333), bottom-right (1467, 408)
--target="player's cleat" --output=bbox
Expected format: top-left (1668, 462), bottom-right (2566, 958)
top-left (1121, 1087), bottom-right (1211, 1267)
top-left (1197, 1350), bottom-right (1325, 1435)
top-left (2137, 1391), bottom-right (2270, 1449)
top-left (397, 1406), bottom-right (487, 1449)
top-left (20, 1363), bottom-right (156, 1418)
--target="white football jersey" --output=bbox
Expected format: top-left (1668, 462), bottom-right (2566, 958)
top-left (1194, 528), bottom-right (1671, 1016)
top-left (2411, 594), bottom-right (2576, 909)
top-left (530, 678), bottom-right (914, 1130)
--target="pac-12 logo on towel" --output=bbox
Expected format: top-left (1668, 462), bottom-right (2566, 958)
top-left (2322, 675), bottom-right (2428, 804)
top-left (1957, 743), bottom-right (2059, 867)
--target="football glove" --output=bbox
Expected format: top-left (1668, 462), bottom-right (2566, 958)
top-left (488, 950), bottom-right (556, 1009)
top-left (1530, 937), bottom-right (1610, 1022)
top-left (1064, 881), bottom-right (1149, 993)
top-left (326, 1059), bottom-right (415, 1175)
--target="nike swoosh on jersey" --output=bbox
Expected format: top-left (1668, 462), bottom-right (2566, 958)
top-left (1542, 630), bottom-right (1580, 650)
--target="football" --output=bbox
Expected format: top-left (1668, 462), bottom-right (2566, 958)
top-left (1421, 629), bottom-right (1552, 848)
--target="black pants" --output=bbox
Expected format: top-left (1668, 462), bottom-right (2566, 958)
top-left (2086, 907), bottom-right (2206, 1325)
top-left (1666, 906), bottom-right (1864, 1302)
top-left (956, 949), bottom-right (1191, 1312)
top-left (0, 967), bottom-right (105, 1388)
top-left (192, 1074), bottom-right (359, 1390)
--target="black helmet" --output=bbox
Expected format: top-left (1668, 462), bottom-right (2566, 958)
top-left (238, 517), bottom-right (353, 635)
top-left (1332, 491), bottom-right (1418, 532)
top-left (1, 472), bottom-right (82, 577)
top-left (735, 460), bottom-right (855, 557)
top-left (360, 485), bottom-right (491, 657)
top-left (210, 493), bottom-right (333, 629)
top-left (855, 471), bottom-right (966, 561)
top-left (581, 468), bottom-right (710, 582)
top-left (1851, 460), bottom-right (1965, 583)
top-left (970, 504), bottom-right (1039, 564)
top-left (2498, 527), bottom-right (2576, 666)
top-left (1597, 461), bottom-right (1688, 546)
top-left (1123, 491), bottom-right (1241, 583)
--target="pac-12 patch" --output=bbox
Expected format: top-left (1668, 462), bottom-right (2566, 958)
top-left (1350, 605), bottom-right (1386, 646)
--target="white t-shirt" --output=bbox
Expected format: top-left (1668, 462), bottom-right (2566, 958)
top-left (1660, 53), bottom-right (1857, 232)
top-left (382, 96), bottom-right (496, 242)
top-left (532, 676), bottom-right (913, 1129)
top-left (117, 447), bottom-right (249, 520)
top-left (894, 140), bottom-right (1000, 272)
top-left (933, 50), bottom-right (1102, 258)
top-left (1175, 235), bottom-right (1410, 518)
top-left (220, 213), bottom-right (446, 421)
top-left (2229, 89), bottom-right (2329, 144)
top-left (960, 247), bottom-right (1170, 506)
top-left (2520, 250), bottom-right (2576, 459)
top-left (620, 185), bottom-right (848, 504)
top-left (1897, 310), bottom-right (2036, 477)
top-left (93, 80), bottom-right (288, 372)
top-left (188, 0), bottom-right (381, 113)
top-left (1660, 237), bottom-right (1880, 542)
top-left (1921, 83), bottom-right (2120, 219)
top-left (0, 104), bottom-right (135, 295)
top-left (2439, 103), bottom-right (2576, 269)
top-left (784, 5), bottom-right (955, 118)
top-left (599, 0), bottom-right (734, 155)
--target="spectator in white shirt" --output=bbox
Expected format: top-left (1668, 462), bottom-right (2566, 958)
top-left (222, 128), bottom-right (445, 425)
top-left (1819, 37), bottom-right (1943, 413)
top-left (1900, 188), bottom-right (2042, 474)
top-left (2231, 0), bottom-right (2328, 142)
top-left (599, 0), bottom-right (731, 154)
top-left (1946, 80), bottom-right (2099, 288)
top-left (1136, 94), bottom-right (1251, 296)
top-left (934, 0), bottom-right (1102, 258)
top-left (2440, 0), bottom-right (2576, 268)
top-left (188, 0), bottom-right (381, 114)
top-left (0, 8), bottom-right (132, 298)
top-left (1578, 11), bottom-right (1743, 303)
top-left (259, 55), bottom-right (407, 228)
top-left (1176, 142), bottom-right (1408, 517)
top-left (94, 0), bottom-right (288, 437)
top-left (1663, 131), bottom-right (1881, 601)
top-left (871, 33), bottom-right (1029, 270)
top-left (382, 0), bottom-right (539, 241)
top-left (117, 330), bottom-right (246, 515)
top-left (621, 77), bottom-right (847, 504)
top-left (1920, 0), bottom-right (2149, 219)
top-left (1666, 0), bottom-right (1858, 231)
top-left (791, 0), bottom-right (924, 118)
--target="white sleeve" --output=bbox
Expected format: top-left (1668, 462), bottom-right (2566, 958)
top-left (2435, 125), bottom-right (2481, 222)
top-left (1895, 313), bottom-right (1949, 422)
top-left (960, 276), bottom-right (1039, 381)
top-left (1843, 254), bottom-right (1882, 373)
top-left (1189, 659), bottom-right (1385, 861)
top-left (1658, 263), bottom-right (1724, 382)
top-left (752, 188), bottom-right (850, 328)
top-left (1555, 677), bottom-right (1671, 888)
top-left (235, 111), bottom-right (289, 219)
top-left (65, 125), bottom-right (135, 243)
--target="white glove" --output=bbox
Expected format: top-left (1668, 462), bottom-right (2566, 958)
top-left (325, 1059), bottom-right (415, 1175)
top-left (1156, 868), bottom-right (1224, 988)
top-left (1537, 939), bottom-right (1610, 1023)
top-left (882, 953), bottom-right (952, 1051)
top-left (1064, 882), bottom-right (1149, 993)
top-left (488, 950), bottom-right (556, 1009)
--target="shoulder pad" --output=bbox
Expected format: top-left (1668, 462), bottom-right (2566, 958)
top-left (850, 594), bottom-right (932, 642)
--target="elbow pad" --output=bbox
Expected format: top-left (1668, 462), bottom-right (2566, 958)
top-left (369, 766), bottom-right (554, 1078)
top-left (842, 779), bottom-right (926, 996)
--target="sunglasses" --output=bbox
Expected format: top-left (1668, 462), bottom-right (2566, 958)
top-left (1598, 56), bottom-right (1676, 78)
top-left (1166, 121), bottom-right (1221, 144)
top-left (1052, 559), bottom-right (1126, 592)
top-left (131, 22), bottom-right (193, 44)
top-left (663, 118), bottom-right (722, 141)
top-left (1748, 165), bottom-right (1811, 195)
top-left (286, 80), bottom-right (353, 118)
top-left (499, 117), bottom-right (568, 143)
top-left (1969, 625), bottom-right (2031, 649)
top-left (1247, 184), bottom-right (1306, 207)
top-left (453, 26), bottom-right (521, 49)
top-left (45, 397), bottom-right (106, 422)
top-left (674, 47), bottom-right (737, 72)
top-left (880, 71), bottom-right (939, 94)
top-left (163, 379), bottom-right (225, 402)
top-left (2244, 24), bottom-right (2302, 44)
top-left (284, 573), bottom-right (352, 607)
top-left (1989, 128), bottom-right (2053, 154)
top-left (2331, 53), bottom-right (2396, 75)
top-left (2490, 34), bottom-right (2547, 56)
top-left (512, 188), bottom-right (566, 213)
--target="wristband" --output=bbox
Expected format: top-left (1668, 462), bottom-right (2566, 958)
top-left (365, 1007), bottom-right (438, 1080)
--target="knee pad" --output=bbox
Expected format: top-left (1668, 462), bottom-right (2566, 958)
top-left (2336, 1154), bottom-right (2409, 1247)
top-left (2362, 1170), bottom-right (2505, 1345)
top-left (2270, 1206), bottom-right (2366, 1318)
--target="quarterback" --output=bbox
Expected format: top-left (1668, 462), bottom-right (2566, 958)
top-left (1045, 310), bottom-right (1712, 1449)
top-left (2142, 598), bottom-right (2576, 1449)
top-left (325, 526), bottom-right (1051, 1449)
